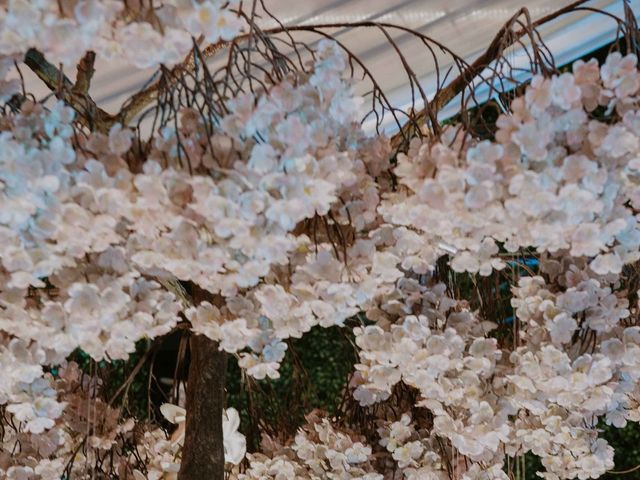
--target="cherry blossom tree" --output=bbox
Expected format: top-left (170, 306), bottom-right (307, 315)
top-left (2, 1), bottom-right (640, 480)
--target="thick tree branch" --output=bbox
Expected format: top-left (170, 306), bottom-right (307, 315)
top-left (24, 48), bottom-right (115, 133)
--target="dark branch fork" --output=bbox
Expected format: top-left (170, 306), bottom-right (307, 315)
top-left (24, 49), bottom-right (115, 132)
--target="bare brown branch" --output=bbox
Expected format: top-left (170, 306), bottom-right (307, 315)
top-left (24, 48), bottom-right (115, 133)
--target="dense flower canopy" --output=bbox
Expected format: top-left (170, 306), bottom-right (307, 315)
top-left (2, 1), bottom-right (640, 479)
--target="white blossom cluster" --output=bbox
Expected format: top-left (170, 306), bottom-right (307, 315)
top-left (0, 0), bottom-right (244, 68)
top-left (240, 413), bottom-right (381, 480)
top-left (352, 283), bottom-right (510, 477)
top-left (134, 41), bottom-right (366, 298)
top-left (0, 101), bottom-right (182, 361)
top-left (382, 53), bottom-right (640, 278)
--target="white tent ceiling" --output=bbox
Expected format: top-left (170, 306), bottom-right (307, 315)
top-left (22, 0), bottom-right (640, 132)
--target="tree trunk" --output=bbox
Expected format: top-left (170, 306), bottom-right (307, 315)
top-left (178, 334), bottom-right (227, 480)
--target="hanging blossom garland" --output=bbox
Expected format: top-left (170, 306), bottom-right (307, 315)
top-left (348, 263), bottom-right (629, 479)
top-left (0, 101), bottom-right (184, 478)
top-left (155, 40), bottom-right (392, 379)
top-left (0, 40), bottom-right (381, 477)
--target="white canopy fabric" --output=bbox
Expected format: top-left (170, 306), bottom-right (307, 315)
top-left (21, 0), bottom-right (639, 132)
